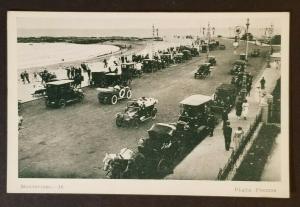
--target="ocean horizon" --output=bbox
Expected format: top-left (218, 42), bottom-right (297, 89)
top-left (17, 27), bottom-right (280, 38)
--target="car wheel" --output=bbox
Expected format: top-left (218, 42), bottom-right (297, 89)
top-left (126, 90), bottom-right (132, 99)
top-left (111, 95), bottom-right (118, 105)
top-left (151, 108), bottom-right (157, 119)
top-left (59, 99), bottom-right (66, 108)
top-left (116, 117), bottom-right (123, 127)
top-left (157, 159), bottom-right (171, 175)
top-left (45, 99), bottom-right (50, 107)
top-left (119, 89), bottom-right (126, 99)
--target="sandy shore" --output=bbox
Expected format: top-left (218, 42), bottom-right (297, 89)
top-left (17, 40), bottom-right (149, 102)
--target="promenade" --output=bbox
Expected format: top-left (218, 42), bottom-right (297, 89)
top-left (166, 63), bottom-right (281, 180)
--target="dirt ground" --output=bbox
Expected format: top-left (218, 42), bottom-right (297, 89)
top-left (18, 39), bottom-right (271, 178)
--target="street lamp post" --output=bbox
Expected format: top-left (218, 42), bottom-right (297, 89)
top-left (245, 18), bottom-right (250, 61)
top-left (265, 24), bottom-right (274, 68)
top-left (203, 22), bottom-right (213, 62)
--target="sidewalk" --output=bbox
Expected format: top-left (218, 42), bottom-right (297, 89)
top-left (165, 65), bottom-right (281, 180)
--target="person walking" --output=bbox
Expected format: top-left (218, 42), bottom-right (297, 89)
top-left (20, 72), bottom-right (25, 84)
top-left (223, 121), bottom-right (232, 151)
top-left (207, 113), bottom-right (216, 137)
top-left (222, 109), bottom-right (228, 129)
top-left (24, 70), bottom-right (30, 83)
top-left (242, 99), bottom-right (249, 120)
top-left (233, 127), bottom-right (244, 151)
top-left (260, 77), bottom-right (266, 90)
top-left (235, 97), bottom-right (243, 120)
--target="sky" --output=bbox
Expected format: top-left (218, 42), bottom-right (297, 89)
top-left (16, 12), bottom-right (284, 30)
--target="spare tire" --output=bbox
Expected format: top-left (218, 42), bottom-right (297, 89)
top-left (111, 95), bottom-right (118, 105)
top-left (119, 88), bottom-right (126, 99)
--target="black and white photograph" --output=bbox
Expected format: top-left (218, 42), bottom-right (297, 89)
top-left (7, 12), bottom-right (289, 197)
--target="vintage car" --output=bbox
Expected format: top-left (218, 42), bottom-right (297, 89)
top-left (160, 53), bottom-right (173, 65)
top-left (230, 60), bottom-right (247, 75)
top-left (211, 83), bottom-right (237, 113)
top-left (250, 49), bottom-right (260, 57)
top-left (115, 97), bottom-right (158, 127)
top-left (240, 53), bottom-right (247, 61)
top-left (190, 48), bottom-right (200, 57)
top-left (97, 85), bottom-right (132, 105)
top-left (173, 53), bottom-right (184, 63)
top-left (121, 62), bottom-right (142, 78)
top-left (219, 44), bottom-right (226, 50)
top-left (182, 50), bottom-right (192, 60)
top-left (208, 55), bottom-right (217, 66)
top-left (142, 59), bottom-right (159, 73)
top-left (45, 80), bottom-right (84, 108)
top-left (178, 94), bottom-right (212, 138)
top-left (194, 63), bottom-right (213, 79)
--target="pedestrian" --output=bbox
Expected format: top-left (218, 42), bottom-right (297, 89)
top-left (242, 99), bottom-right (249, 120)
top-left (223, 121), bottom-right (232, 151)
top-left (235, 97), bottom-right (243, 120)
top-left (66, 67), bottom-right (70, 79)
top-left (103, 59), bottom-right (108, 68)
top-left (87, 68), bottom-right (91, 80)
top-left (24, 70), bottom-right (30, 83)
top-left (71, 67), bottom-right (75, 79)
top-left (33, 72), bottom-right (37, 79)
top-left (233, 127), bottom-right (244, 151)
top-left (222, 109), bottom-right (228, 129)
top-left (20, 72), bottom-right (25, 84)
top-left (260, 77), bottom-right (266, 90)
top-left (246, 82), bottom-right (252, 96)
top-left (207, 113), bottom-right (216, 137)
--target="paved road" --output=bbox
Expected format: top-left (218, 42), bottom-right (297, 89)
top-left (19, 40), bottom-right (269, 178)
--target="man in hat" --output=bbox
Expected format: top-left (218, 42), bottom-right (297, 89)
top-left (223, 121), bottom-right (232, 151)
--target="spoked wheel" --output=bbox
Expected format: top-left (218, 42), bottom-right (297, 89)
top-left (59, 99), bottom-right (66, 108)
top-left (116, 117), bottom-right (123, 127)
top-left (151, 108), bottom-right (157, 119)
top-left (126, 90), bottom-right (132, 99)
top-left (111, 95), bottom-right (118, 105)
top-left (157, 159), bottom-right (171, 175)
top-left (119, 89), bottom-right (126, 99)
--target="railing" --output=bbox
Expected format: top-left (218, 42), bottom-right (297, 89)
top-left (217, 108), bottom-right (263, 180)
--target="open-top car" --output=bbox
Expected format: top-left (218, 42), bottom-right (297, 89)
top-left (116, 97), bottom-right (158, 127)
top-left (45, 80), bottom-right (84, 108)
top-left (97, 85), bottom-right (132, 105)
top-left (194, 63), bottom-right (213, 79)
top-left (142, 59), bottom-right (159, 73)
top-left (208, 55), bottom-right (217, 66)
top-left (178, 94), bottom-right (212, 138)
top-left (211, 83), bottom-right (237, 112)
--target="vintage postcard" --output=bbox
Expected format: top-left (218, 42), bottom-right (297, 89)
top-left (7, 11), bottom-right (289, 197)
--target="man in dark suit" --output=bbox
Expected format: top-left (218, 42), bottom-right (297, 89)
top-left (223, 121), bottom-right (232, 151)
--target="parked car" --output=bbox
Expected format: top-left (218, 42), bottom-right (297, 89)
top-left (115, 97), bottom-right (158, 127)
top-left (97, 85), bottom-right (132, 105)
top-left (142, 59), bottom-right (159, 73)
top-left (178, 94), bottom-right (212, 138)
top-left (194, 63), bottom-right (213, 79)
top-left (121, 62), bottom-right (142, 78)
top-left (173, 53), bottom-right (184, 63)
top-left (182, 50), bottom-right (192, 60)
top-left (211, 83), bottom-right (237, 113)
top-left (190, 48), bottom-right (200, 56)
top-left (45, 80), bottom-right (84, 108)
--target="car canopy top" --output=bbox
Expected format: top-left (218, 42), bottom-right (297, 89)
top-left (180, 94), bottom-right (211, 106)
top-left (46, 79), bottom-right (74, 86)
top-left (147, 123), bottom-right (176, 138)
top-left (216, 83), bottom-right (236, 92)
top-left (234, 60), bottom-right (247, 65)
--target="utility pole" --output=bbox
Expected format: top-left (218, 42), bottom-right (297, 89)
top-left (152, 24), bottom-right (155, 38)
top-left (245, 18), bottom-right (250, 61)
top-left (156, 28), bottom-right (159, 38)
top-left (265, 23), bottom-right (274, 68)
top-left (204, 22), bottom-right (212, 62)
